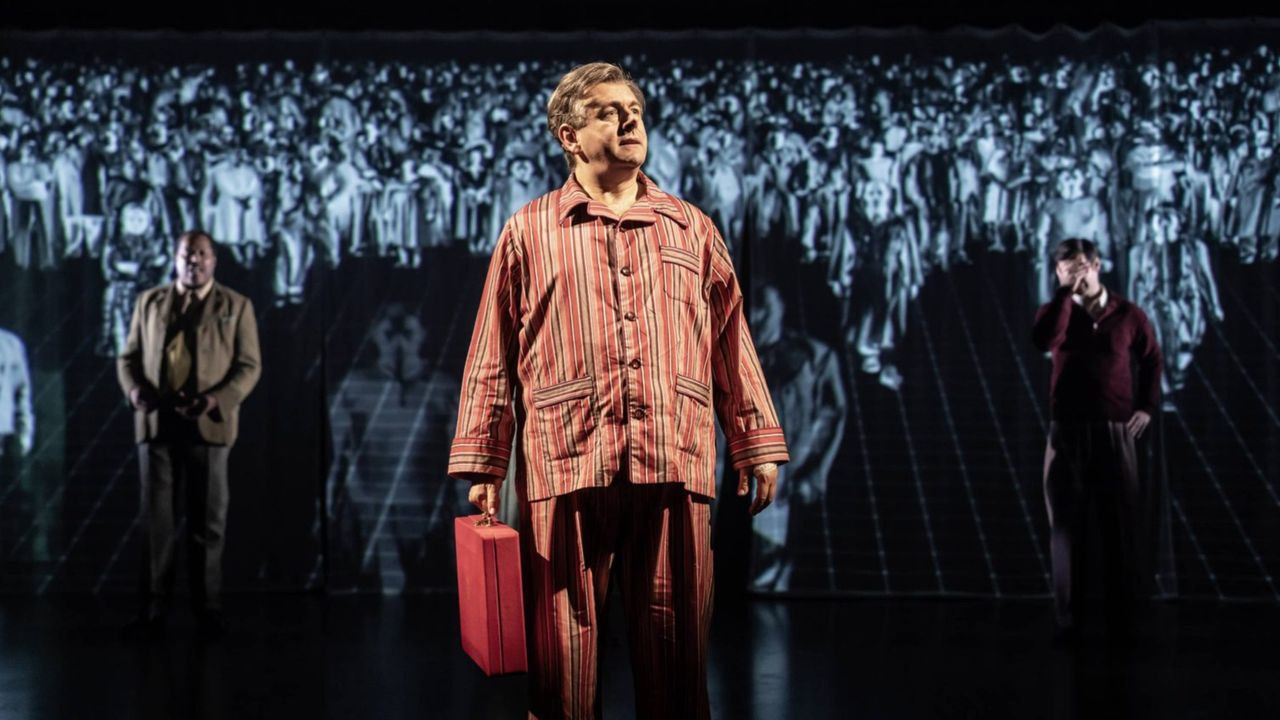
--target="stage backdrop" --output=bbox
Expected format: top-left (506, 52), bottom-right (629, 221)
top-left (0, 24), bottom-right (1277, 599)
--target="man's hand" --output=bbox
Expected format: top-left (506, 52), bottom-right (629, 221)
top-left (130, 385), bottom-right (159, 412)
top-left (1055, 263), bottom-right (1086, 294)
top-left (1126, 410), bottom-right (1151, 439)
top-left (176, 393), bottom-right (218, 419)
top-left (738, 462), bottom-right (778, 516)
top-left (468, 478), bottom-right (502, 520)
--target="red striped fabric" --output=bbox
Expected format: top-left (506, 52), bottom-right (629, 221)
top-left (447, 172), bottom-right (789, 501)
top-left (520, 479), bottom-right (713, 720)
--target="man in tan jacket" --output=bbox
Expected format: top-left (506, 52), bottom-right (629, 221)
top-left (117, 229), bottom-right (261, 638)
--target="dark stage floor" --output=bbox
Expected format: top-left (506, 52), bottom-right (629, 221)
top-left (1, 594), bottom-right (1276, 719)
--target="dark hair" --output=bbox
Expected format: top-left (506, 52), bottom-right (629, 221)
top-left (1053, 238), bottom-right (1099, 264)
top-left (174, 229), bottom-right (218, 256)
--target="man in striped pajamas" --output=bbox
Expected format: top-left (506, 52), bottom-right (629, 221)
top-left (447, 62), bottom-right (790, 719)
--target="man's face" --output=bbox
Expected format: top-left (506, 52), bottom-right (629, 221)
top-left (175, 235), bottom-right (217, 289)
top-left (1055, 254), bottom-right (1101, 290)
top-left (465, 148), bottom-right (485, 174)
top-left (1148, 211), bottom-right (1180, 245)
top-left (563, 82), bottom-right (646, 172)
top-left (1056, 169), bottom-right (1083, 199)
top-left (511, 158), bottom-right (534, 182)
top-left (121, 205), bottom-right (151, 236)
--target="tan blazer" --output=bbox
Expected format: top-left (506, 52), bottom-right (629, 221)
top-left (116, 282), bottom-right (262, 446)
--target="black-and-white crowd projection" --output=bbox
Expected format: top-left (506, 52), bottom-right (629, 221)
top-left (0, 25), bottom-right (1278, 599)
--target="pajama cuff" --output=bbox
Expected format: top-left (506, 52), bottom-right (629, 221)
top-left (727, 427), bottom-right (790, 470)
top-left (447, 437), bottom-right (512, 480)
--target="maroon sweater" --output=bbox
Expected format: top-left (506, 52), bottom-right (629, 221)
top-left (1032, 287), bottom-right (1162, 422)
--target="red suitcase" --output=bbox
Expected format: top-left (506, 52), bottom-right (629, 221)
top-left (454, 514), bottom-right (528, 675)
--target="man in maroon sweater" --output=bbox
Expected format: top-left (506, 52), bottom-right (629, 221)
top-left (1032, 238), bottom-right (1162, 636)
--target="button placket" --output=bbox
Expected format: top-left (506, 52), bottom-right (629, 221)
top-left (609, 222), bottom-right (639, 427)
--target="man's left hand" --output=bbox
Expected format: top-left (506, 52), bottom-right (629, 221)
top-left (177, 393), bottom-right (218, 419)
top-left (1126, 410), bottom-right (1151, 439)
top-left (738, 462), bottom-right (778, 516)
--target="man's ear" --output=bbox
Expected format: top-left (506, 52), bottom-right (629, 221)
top-left (557, 125), bottom-right (578, 158)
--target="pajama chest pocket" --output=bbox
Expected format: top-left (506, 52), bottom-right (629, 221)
top-left (659, 245), bottom-right (703, 308)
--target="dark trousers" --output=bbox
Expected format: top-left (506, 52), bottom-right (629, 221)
top-left (0, 435), bottom-right (27, 565)
top-left (1043, 420), bottom-right (1149, 630)
top-left (137, 439), bottom-right (230, 617)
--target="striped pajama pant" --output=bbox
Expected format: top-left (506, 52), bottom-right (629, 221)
top-left (519, 475), bottom-right (714, 720)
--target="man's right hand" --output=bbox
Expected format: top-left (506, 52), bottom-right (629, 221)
top-left (129, 386), bottom-right (159, 412)
top-left (1055, 264), bottom-right (1086, 294)
top-left (467, 478), bottom-right (502, 520)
